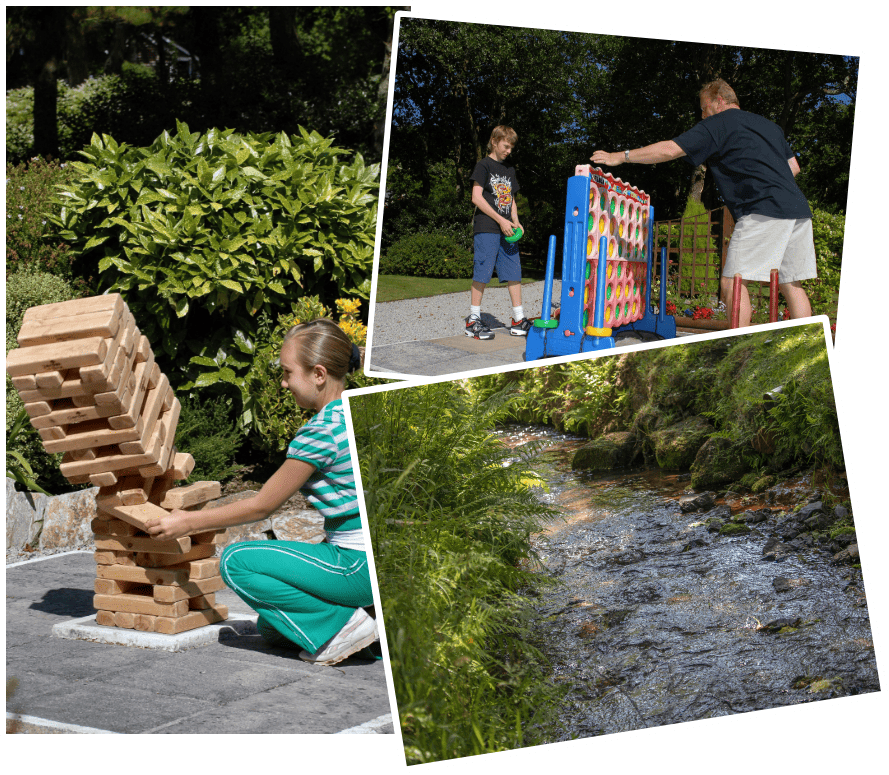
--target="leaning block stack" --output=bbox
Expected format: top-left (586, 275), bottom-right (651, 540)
top-left (6, 294), bottom-right (230, 634)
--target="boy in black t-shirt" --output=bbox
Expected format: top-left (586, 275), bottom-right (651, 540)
top-left (590, 79), bottom-right (816, 327)
top-left (465, 125), bottom-right (530, 340)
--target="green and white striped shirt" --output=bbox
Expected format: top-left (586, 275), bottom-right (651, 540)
top-left (286, 399), bottom-right (363, 549)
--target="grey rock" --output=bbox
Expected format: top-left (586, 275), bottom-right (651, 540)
top-left (39, 487), bottom-right (99, 550)
top-left (772, 577), bottom-right (792, 593)
top-left (270, 509), bottom-right (325, 543)
top-left (6, 478), bottom-right (47, 550)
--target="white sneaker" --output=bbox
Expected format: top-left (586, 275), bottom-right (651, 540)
top-left (299, 607), bottom-right (377, 665)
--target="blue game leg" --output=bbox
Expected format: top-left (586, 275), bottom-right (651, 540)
top-left (525, 235), bottom-right (559, 361)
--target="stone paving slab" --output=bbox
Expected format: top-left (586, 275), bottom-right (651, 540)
top-left (6, 552), bottom-right (394, 735)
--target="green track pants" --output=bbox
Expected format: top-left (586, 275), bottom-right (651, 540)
top-left (219, 540), bottom-right (373, 653)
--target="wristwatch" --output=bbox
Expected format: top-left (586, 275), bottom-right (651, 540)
top-left (624, 150), bottom-right (630, 162)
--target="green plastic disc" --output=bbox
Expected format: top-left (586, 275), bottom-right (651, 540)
top-left (504, 226), bottom-right (523, 243)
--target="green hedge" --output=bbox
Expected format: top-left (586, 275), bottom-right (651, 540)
top-left (49, 122), bottom-right (378, 403)
top-left (380, 233), bottom-right (474, 279)
top-left (5, 158), bottom-right (78, 280)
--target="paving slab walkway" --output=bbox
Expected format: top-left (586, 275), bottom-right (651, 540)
top-left (6, 552), bottom-right (393, 734)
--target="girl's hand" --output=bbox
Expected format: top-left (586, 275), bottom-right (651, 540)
top-left (146, 509), bottom-right (192, 542)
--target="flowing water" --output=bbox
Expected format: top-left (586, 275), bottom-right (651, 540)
top-left (501, 426), bottom-right (879, 741)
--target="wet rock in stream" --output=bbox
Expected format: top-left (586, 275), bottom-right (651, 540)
top-left (508, 427), bottom-right (880, 743)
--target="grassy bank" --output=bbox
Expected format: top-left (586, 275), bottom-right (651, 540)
top-left (350, 383), bottom-right (563, 763)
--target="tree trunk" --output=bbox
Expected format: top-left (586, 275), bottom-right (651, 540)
top-left (32, 8), bottom-right (66, 158)
top-left (64, 9), bottom-right (89, 86)
top-left (268, 7), bottom-right (301, 80)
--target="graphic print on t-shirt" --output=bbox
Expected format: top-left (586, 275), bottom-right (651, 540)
top-left (490, 174), bottom-right (513, 215)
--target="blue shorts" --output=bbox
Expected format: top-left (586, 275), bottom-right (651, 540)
top-left (473, 233), bottom-right (522, 284)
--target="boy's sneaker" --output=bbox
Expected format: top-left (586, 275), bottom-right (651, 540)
top-left (298, 607), bottom-right (377, 666)
top-left (510, 317), bottom-right (532, 336)
top-left (465, 316), bottom-right (494, 340)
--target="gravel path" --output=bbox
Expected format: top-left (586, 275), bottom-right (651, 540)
top-left (369, 280), bottom-right (561, 347)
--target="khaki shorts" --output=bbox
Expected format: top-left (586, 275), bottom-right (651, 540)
top-left (723, 214), bottom-right (817, 282)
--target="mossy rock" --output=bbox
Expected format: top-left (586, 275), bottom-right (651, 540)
top-left (719, 522), bottom-right (751, 536)
top-left (572, 432), bottom-right (638, 471)
top-left (650, 415), bottom-right (713, 470)
top-left (752, 474), bottom-right (775, 493)
top-left (690, 436), bottom-right (752, 489)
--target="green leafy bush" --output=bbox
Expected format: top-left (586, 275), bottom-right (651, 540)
top-left (242, 297), bottom-right (388, 463)
top-left (351, 382), bottom-right (562, 763)
top-left (49, 122), bottom-right (379, 398)
top-left (804, 208), bottom-right (844, 325)
top-left (380, 233), bottom-right (474, 279)
top-left (5, 159), bottom-right (78, 279)
top-left (174, 395), bottom-right (246, 486)
top-left (6, 270), bottom-right (82, 493)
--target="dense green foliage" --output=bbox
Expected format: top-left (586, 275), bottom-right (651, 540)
top-left (174, 394), bottom-right (246, 486)
top-left (472, 359), bottom-right (624, 439)
top-left (49, 123), bottom-right (378, 396)
top-left (6, 7), bottom-right (398, 164)
top-left (351, 383), bottom-right (563, 763)
top-left (242, 297), bottom-right (387, 464)
top-left (474, 324), bottom-right (843, 475)
top-left (5, 270), bottom-right (83, 494)
top-left (379, 233), bottom-right (474, 279)
top-left (5, 159), bottom-right (78, 279)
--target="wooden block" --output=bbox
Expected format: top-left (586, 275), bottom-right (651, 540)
top-left (182, 557), bottom-right (220, 580)
top-left (96, 500), bottom-right (170, 531)
top-left (188, 593), bottom-right (216, 610)
top-left (135, 543), bottom-right (215, 567)
top-left (17, 304), bottom-right (123, 347)
top-left (79, 307), bottom-right (134, 387)
top-left (153, 575), bottom-right (225, 603)
top-left (19, 371), bottom-right (91, 403)
top-left (154, 605), bottom-right (228, 635)
top-left (138, 417), bottom-right (179, 478)
top-left (43, 416), bottom-right (143, 454)
top-left (22, 293), bottom-right (123, 324)
top-left (59, 428), bottom-right (164, 478)
top-left (113, 611), bottom-right (136, 629)
top-left (107, 349), bottom-right (156, 431)
top-left (96, 564), bottom-right (190, 587)
top-left (30, 400), bottom-right (104, 429)
top-left (90, 471), bottom-right (119, 487)
top-left (119, 476), bottom-right (153, 505)
top-left (37, 426), bottom-right (67, 441)
top-left (66, 473), bottom-right (91, 485)
top-left (170, 451), bottom-right (195, 480)
top-left (135, 614), bottom-right (156, 631)
top-left (10, 374), bottom-right (37, 391)
top-left (71, 394), bottom-right (94, 407)
top-left (94, 533), bottom-right (190, 555)
top-left (93, 592), bottom-right (188, 617)
top-left (91, 516), bottom-right (138, 536)
top-left (94, 578), bottom-right (147, 595)
top-left (35, 370), bottom-right (65, 389)
top-left (160, 481), bottom-right (221, 511)
top-left (70, 448), bottom-right (97, 461)
top-left (5, 336), bottom-right (108, 376)
top-left (23, 400), bottom-right (52, 419)
top-left (96, 610), bottom-right (116, 627)
top-left (94, 550), bottom-right (135, 566)
top-left (191, 529), bottom-right (228, 545)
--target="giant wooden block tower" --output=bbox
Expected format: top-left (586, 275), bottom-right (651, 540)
top-left (6, 294), bottom-right (231, 635)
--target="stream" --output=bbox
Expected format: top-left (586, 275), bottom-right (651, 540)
top-left (501, 426), bottom-right (880, 742)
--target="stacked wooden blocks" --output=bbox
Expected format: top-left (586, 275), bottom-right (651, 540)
top-left (6, 294), bottom-right (231, 635)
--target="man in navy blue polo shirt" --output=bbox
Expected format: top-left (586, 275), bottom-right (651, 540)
top-left (591, 79), bottom-right (815, 327)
